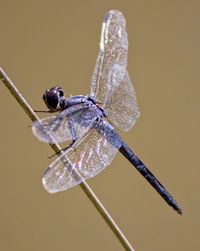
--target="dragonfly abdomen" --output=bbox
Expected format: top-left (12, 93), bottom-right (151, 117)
top-left (119, 142), bottom-right (183, 215)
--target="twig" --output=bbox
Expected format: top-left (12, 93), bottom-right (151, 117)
top-left (0, 66), bottom-right (135, 251)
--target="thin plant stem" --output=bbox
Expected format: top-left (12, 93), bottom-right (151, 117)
top-left (0, 66), bottom-right (135, 251)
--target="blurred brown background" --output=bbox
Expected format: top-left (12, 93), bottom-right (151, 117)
top-left (0, 0), bottom-right (199, 250)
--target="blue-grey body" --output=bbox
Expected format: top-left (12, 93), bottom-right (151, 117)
top-left (32, 10), bottom-right (182, 214)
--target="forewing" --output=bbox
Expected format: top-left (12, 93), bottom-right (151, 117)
top-left (32, 104), bottom-right (99, 144)
top-left (90, 10), bottom-right (128, 107)
top-left (42, 122), bottom-right (120, 193)
top-left (105, 71), bottom-right (140, 131)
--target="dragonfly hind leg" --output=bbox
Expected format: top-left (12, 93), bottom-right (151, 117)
top-left (48, 119), bottom-right (77, 158)
top-left (48, 139), bottom-right (76, 159)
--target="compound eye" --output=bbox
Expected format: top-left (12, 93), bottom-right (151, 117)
top-left (46, 91), bottom-right (59, 109)
top-left (43, 89), bottom-right (49, 101)
top-left (59, 89), bottom-right (64, 97)
top-left (42, 86), bottom-right (63, 111)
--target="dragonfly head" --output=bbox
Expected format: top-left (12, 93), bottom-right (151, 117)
top-left (43, 86), bottom-right (65, 111)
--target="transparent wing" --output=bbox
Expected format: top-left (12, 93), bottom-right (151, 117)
top-left (42, 121), bottom-right (121, 193)
top-left (32, 104), bottom-right (99, 144)
top-left (105, 71), bottom-right (140, 131)
top-left (90, 10), bottom-right (128, 107)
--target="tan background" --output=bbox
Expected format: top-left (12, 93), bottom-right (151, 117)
top-left (0, 0), bottom-right (199, 250)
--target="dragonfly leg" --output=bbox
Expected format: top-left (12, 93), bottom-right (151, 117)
top-left (48, 119), bottom-right (77, 158)
top-left (48, 139), bottom-right (76, 158)
top-left (34, 110), bottom-right (56, 113)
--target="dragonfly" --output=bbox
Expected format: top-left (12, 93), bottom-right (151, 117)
top-left (32, 10), bottom-right (182, 214)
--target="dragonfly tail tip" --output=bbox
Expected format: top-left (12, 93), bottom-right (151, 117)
top-left (176, 207), bottom-right (183, 215)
